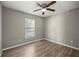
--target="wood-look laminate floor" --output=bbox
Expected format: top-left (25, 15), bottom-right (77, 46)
top-left (2, 40), bottom-right (79, 57)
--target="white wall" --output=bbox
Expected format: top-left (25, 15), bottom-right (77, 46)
top-left (2, 7), bottom-right (44, 49)
top-left (45, 8), bottom-right (79, 48)
top-left (0, 3), bottom-right (2, 56)
top-left (2, 5), bottom-right (79, 50)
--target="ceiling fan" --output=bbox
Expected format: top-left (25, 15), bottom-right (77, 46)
top-left (33, 1), bottom-right (56, 15)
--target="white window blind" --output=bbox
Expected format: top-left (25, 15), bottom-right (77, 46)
top-left (25, 18), bottom-right (35, 39)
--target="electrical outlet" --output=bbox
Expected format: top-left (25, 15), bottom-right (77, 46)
top-left (70, 40), bottom-right (73, 43)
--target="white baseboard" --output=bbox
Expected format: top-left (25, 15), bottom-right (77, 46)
top-left (2, 39), bottom-right (43, 51)
top-left (45, 38), bottom-right (79, 51)
top-left (2, 38), bottom-right (79, 52)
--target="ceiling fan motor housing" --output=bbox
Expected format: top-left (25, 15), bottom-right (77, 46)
top-left (42, 3), bottom-right (47, 8)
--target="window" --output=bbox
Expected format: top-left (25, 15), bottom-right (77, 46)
top-left (25, 18), bottom-right (35, 39)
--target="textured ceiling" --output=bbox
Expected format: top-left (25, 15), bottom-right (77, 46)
top-left (1, 1), bottom-right (79, 17)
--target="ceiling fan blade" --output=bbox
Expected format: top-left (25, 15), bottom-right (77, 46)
top-left (36, 2), bottom-right (43, 8)
top-left (42, 12), bottom-right (45, 15)
top-left (46, 1), bottom-right (56, 7)
top-left (33, 9), bottom-right (41, 12)
top-left (47, 8), bottom-right (55, 12)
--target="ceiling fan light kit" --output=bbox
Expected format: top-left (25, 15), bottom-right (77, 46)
top-left (41, 8), bottom-right (46, 12)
